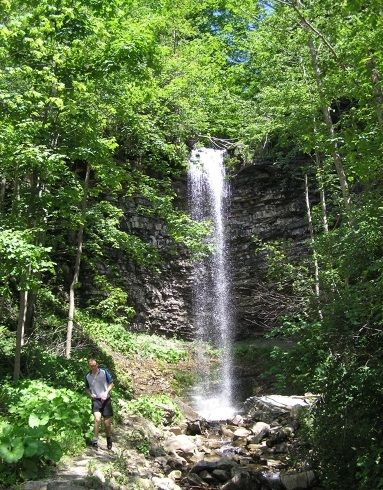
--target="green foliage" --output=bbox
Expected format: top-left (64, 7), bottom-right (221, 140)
top-left (122, 428), bottom-right (151, 455)
top-left (0, 229), bottom-right (54, 293)
top-left (78, 311), bottom-right (188, 363)
top-left (127, 394), bottom-right (181, 426)
top-left (171, 369), bottom-right (196, 395)
top-left (309, 353), bottom-right (383, 489)
top-left (0, 380), bottom-right (92, 484)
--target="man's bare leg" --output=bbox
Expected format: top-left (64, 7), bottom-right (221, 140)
top-left (92, 411), bottom-right (101, 447)
top-left (104, 417), bottom-right (112, 449)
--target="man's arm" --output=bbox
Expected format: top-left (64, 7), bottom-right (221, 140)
top-left (85, 375), bottom-right (95, 398)
top-left (101, 369), bottom-right (114, 399)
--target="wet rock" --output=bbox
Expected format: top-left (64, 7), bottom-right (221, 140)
top-left (233, 427), bottom-right (252, 438)
top-left (175, 399), bottom-right (202, 422)
top-left (191, 457), bottom-right (239, 474)
top-left (232, 438), bottom-right (248, 448)
top-left (266, 459), bottom-right (286, 469)
top-left (231, 414), bottom-right (244, 426)
top-left (184, 473), bottom-right (208, 487)
top-left (257, 471), bottom-right (285, 489)
top-left (267, 427), bottom-right (293, 446)
top-left (250, 422), bottom-right (270, 442)
top-left (200, 470), bottom-right (217, 483)
top-left (280, 470), bottom-right (316, 490)
top-left (186, 420), bottom-right (205, 435)
top-left (220, 471), bottom-right (254, 490)
top-left (212, 469), bottom-right (231, 482)
top-left (221, 426), bottom-right (235, 438)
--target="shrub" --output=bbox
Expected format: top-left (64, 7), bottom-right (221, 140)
top-left (127, 394), bottom-right (181, 426)
top-left (0, 380), bottom-right (92, 485)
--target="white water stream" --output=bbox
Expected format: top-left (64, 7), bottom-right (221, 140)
top-left (188, 148), bottom-right (235, 420)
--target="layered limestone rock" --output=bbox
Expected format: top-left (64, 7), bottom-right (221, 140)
top-left (228, 159), bottom-right (309, 337)
top-left (83, 158), bottom-right (310, 339)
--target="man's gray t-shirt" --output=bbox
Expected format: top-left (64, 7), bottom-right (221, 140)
top-left (85, 368), bottom-right (113, 398)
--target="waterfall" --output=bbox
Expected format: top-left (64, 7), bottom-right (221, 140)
top-left (188, 148), bottom-right (235, 420)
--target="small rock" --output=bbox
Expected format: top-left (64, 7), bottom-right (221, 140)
top-left (250, 422), bottom-right (270, 442)
top-left (168, 470), bottom-right (182, 480)
top-left (199, 470), bottom-right (216, 483)
top-left (152, 476), bottom-right (181, 490)
top-left (186, 420), bottom-right (207, 435)
top-left (233, 427), bottom-right (251, 438)
top-left (221, 426), bottom-right (235, 438)
top-left (150, 445), bottom-right (167, 457)
top-left (169, 426), bottom-right (183, 436)
top-left (232, 438), bottom-right (247, 448)
top-left (166, 456), bottom-right (184, 470)
top-left (191, 457), bottom-right (238, 474)
top-left (231, 414), bottom-right (244, 426)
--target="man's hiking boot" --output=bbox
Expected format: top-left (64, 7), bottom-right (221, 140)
top-left (90, 440), bottom-right (98, 449)
top-left (107, 437), bottom-right (112, 450)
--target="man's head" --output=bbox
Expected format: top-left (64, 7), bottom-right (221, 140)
top-left (88, 358), bottom-right (98, 372)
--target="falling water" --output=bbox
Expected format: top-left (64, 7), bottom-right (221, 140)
top-left (188, 148), bottom-right (235, 420)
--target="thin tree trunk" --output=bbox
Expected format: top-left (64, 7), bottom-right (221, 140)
top-left (0, 177), bottom-right (5, 211)
top-left (304, 174), bottom-right (322, 319)
top-left (65, 164), bottom-right (90, 359)
top-left (307, 37), bottom-right (352, 215)
top-left (13, 289), bottom-right (29, 382)
top-left (367, 58), bottom-right (383, 129)
top-left (314, 151), bottom-right (329, 233)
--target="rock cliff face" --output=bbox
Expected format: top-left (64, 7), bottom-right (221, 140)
top-left (228, 160), bottom-right (309, 337)
top-left (107, 159), bottom-right (309, 339)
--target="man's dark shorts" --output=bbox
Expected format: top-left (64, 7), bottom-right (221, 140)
top-left (91, 398), bottom-right (113, 417)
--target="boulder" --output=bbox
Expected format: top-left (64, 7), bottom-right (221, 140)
top-left (191, 457), bottom-right (239, 474)
top-left (244, 396), bottom-right (314, 424)
top-left (212, 469), bottom-right (231, 482)
top-left (163, 435), bottom-right (197, 455)
top-left (280, 470), bottom-right (316, 490)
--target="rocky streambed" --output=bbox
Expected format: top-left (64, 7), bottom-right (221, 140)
top-left (23, 394), bottom-right (322, 490)
top-left (148, 394), bottom-right (320, 490)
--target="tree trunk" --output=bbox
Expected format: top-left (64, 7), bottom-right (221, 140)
top-left (314, 151), bottom-right (329, 233)
top-left (367, 57), bottom-right (383, 129)
top-left (304, 174), bottom-right (322, 319)
top-left (65, 163), bottom-right (90, 359)
top-left (0, 177), bottom-right (5, 212)
top-left (13, 289), bottom-right (29, 382)
top-left (307, 37), bottom-right (352, 215)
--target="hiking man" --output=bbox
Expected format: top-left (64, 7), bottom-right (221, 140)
top-left (85, 358), bottom-right (114, 450)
